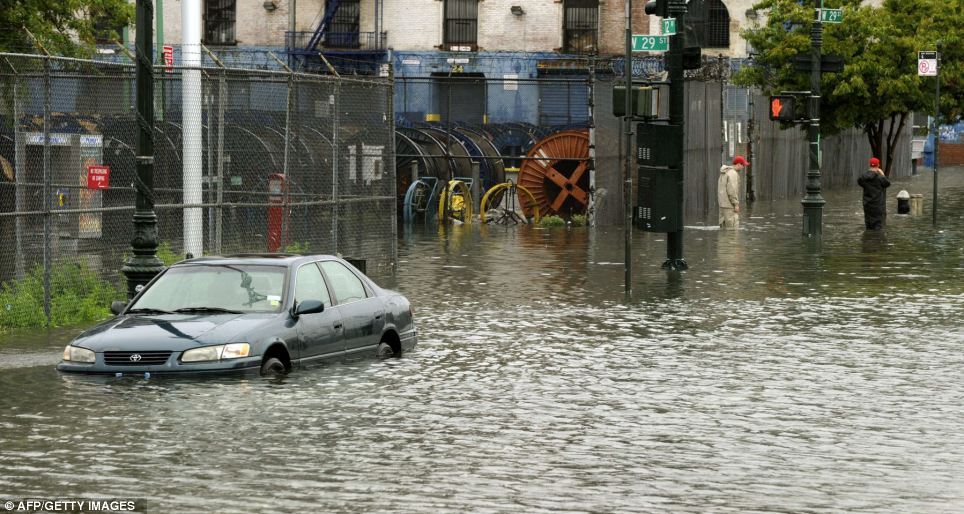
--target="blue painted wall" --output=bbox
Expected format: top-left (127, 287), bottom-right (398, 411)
top-left (393, 51), bottom-right (588, 127)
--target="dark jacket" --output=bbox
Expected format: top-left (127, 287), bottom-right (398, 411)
top-left (857, 169), bottom-right (890, 229)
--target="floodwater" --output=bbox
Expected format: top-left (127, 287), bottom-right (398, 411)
top-left (1, 170), bottom-right (963, 513)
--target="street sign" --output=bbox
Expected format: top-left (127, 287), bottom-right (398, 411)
top-left (661, 18), bottom-right (677, 36)
top-left (632, 35), bottom-right (669, 53)
top-left (86, 165), bottom-right (110, 189)
top-left (820, 8), bottom-right (843, 23)
top-left (918, 51), bottom-right (938, 77)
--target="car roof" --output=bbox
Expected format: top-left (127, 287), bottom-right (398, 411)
top-left (172, 254), bottom-right (341, 268)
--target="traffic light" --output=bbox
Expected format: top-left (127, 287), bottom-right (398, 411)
top-left (644, 0), bottom-right (669, 18)
top-left (768, 95), bottom-right (796, 121)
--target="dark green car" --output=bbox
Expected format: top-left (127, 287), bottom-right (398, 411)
top-left (57, 255), bottom-right (416, 376)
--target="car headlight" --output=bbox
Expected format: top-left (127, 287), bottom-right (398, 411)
top-left (63, 345), bottom-right (95, 363)
top-left (181, 343), bottom-right (250, 363)
top-left (222, 343), bottom-right (250, 359)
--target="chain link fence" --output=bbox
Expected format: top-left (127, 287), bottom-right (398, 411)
top-left (0, 52), bottom-right (395, 330)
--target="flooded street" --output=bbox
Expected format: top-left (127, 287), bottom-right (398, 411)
top-left (1, 171), bottom-right (963, 513)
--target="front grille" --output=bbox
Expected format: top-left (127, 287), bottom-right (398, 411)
top-left (104, 351), bottom-right (173, 366)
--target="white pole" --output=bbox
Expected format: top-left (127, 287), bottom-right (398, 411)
top-left (182, 0), bottom-right (204, 257)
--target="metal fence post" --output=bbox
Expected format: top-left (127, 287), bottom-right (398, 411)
top-left (332, 81), bottom-right (340, 253)
top-left (42, 56), bottom-right (51, 325)
top-left (8, 58), bottom-right (26, 281)
top-left (588, 55), bottom-right (596, 227)
top-left (216, 64), bottom-right (225, 255)
top-left (388, 63), bottom-right (398, 269)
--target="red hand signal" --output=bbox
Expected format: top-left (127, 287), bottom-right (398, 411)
top-left (771, 98), bottom-right (783, 119)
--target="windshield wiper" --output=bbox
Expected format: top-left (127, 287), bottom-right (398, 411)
top-left (126, 307), bottom-right (173, 315)
top-left (172, 307), bottom-right (243, 314)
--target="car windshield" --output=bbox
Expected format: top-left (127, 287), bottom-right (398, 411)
top-left (129, 264), bottom-right (287, 314)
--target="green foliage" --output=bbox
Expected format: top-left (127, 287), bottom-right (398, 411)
top-left (0, 0), bottom-right (134, 56)
top-left (570, 214), bottom-right (588, 227)
top-left (155, 242), bottom-right (182, 266)
top-left (0, 260), bottom-right (123, 330)
top-left (736, 0), bottom-right (963, 174)
top-left (538, 215), bottom-right (567, 228)
top-left (120, 241), bottom-right (181, 268)
top-left (283, 241), bottom-right (311, 254)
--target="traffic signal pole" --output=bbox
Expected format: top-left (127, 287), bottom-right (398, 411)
top-left (662, 0), bottom-right (687, 270)
top-left (624, 0), bottom-right (634, 294)
top-left (802, 0), bottom-right (826, 237)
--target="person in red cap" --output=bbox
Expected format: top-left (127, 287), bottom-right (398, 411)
top-left (718, 156), bottom-right (748, 229)
top-left (857, 157), bottom-right (890, 230)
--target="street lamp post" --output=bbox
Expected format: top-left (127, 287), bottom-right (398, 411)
top-left (801, 0), bottom-right (826, 237)
top-left (121, 0), bottom-right (164, 299)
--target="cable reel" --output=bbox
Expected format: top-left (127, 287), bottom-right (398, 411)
top-left (480, 180), bottom-right (541, 225)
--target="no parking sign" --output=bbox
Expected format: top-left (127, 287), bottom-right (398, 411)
top-left (918, 51), bottom-right (938, 77)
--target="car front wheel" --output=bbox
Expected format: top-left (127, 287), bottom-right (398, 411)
top-left (260, 356), bottom-right (287, 376)
top-left (375, 342), bottom-right (397, 359)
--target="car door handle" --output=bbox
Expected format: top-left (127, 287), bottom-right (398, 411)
top-left (334, 323), bottom-right (343, 330)
top-left (375, 314), bottom-right (382, 320)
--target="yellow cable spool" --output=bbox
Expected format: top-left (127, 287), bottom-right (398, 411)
top-left (438, 180), bottom-right (473, 224)
top-left (480, 181), bottom-right (541, 224)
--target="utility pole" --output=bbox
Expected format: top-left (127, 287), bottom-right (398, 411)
top-left (801, 0), bottom-right (826, 237)
top-left (121, 0), bottom-right (164, 298)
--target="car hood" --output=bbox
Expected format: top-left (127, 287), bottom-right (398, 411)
top-left (70, 314), bottom-right (277, 352)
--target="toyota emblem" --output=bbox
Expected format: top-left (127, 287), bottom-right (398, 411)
top-left (129, 354), bottom-right (142, 362)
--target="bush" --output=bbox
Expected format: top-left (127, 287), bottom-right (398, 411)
top-left (538, 215), bottom-right (566, 227)
top-left (283, 241), bottom-right (310, 254)
top-left (570, 214), bottom-right (587, 227)
top-left (0, 260), bottom-right (123, 330)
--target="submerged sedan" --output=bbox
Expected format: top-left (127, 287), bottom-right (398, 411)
top-left (57, 254), bottom-right (416, 376)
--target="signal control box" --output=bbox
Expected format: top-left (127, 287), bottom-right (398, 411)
top-left (635, 165), bottom-right (682, 233)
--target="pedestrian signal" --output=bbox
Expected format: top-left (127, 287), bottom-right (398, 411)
top-left (768, 95), bottom-right (796, 121)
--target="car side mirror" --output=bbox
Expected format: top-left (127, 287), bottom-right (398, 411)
top-left (292, 300), bottom-right (324, 318)
top-left (110, 300), bottom-right (128, 315)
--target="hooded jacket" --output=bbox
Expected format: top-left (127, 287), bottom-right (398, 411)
top-left (718, 165), bottom-right (740, 210)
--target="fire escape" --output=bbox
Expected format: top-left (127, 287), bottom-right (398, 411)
top-left (285, 0), bottom-right (388, 75)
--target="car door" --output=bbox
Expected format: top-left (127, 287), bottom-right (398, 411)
top-left (319, 260), bottom-right (384, 355)
top-left (293, 262), bottom-right (344, 362)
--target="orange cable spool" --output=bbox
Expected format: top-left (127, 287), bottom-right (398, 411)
top-left (516, 130), bottom-right (590, 218)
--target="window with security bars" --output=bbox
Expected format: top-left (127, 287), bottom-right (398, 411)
top-left (204, 0), bottom-right (236, 45)
top-left (563, 0), bottom-right (599, 54)
top-left (705, 0), bottom-right (730, 48)
top-left (444, 0), bottom-right (478, 46)
top-left (328, 0), bottom-right (361, 48)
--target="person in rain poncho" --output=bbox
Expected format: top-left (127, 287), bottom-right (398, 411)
top-left (857, 157), bottom-right (890, 230)
top-left (718, 156), bottom-right (747, 229)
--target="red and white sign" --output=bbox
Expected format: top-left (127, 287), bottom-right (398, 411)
top-left (162, 45), bottom-right (174, 71)
top-left (86, 165), bottom-right (110, 189)
top-left (918, 51), bottom-right (938, 77)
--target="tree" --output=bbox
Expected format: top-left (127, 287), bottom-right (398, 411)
top-left (736, 0), bottom-right (964, 177)
top-left (0, 0), bottom-right (134, 57)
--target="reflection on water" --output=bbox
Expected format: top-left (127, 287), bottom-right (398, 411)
top-left (1, 172), bottom-right (963, 512)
